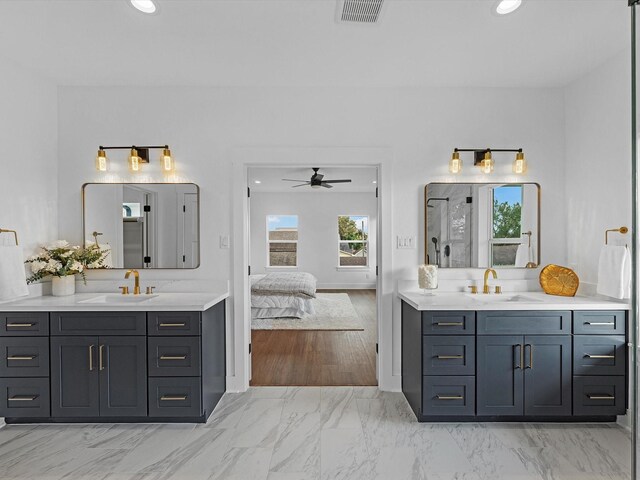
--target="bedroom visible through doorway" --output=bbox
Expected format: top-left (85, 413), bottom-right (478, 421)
top-left (247, 166), bottom-right (378, 387)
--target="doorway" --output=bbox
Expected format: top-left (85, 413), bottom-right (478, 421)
top-left (246, 165), bottom-right (379, 386)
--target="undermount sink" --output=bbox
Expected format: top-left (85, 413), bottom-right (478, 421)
top-left (78, 294), bottom-right (159, 304)
top-left (466, 294), bottom-right (542, 303)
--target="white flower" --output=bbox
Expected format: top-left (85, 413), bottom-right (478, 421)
top-left (30, 260), bottom-right (47, 274)
top-left (48, 240), bottom-right (70, 249)
top-left (88, 261), bottom-right (102, 269)
top-left (61, 251), bottom-right (73, 258)
top-left (46, 260), bottom-right (62, 273)
top-left (70, 261), bottom-right (84, 273)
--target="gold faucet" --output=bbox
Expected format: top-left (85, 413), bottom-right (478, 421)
top-left (483, 268), bottom-right (497, 294)
top-left (125, 269), bottom-right (141, 295)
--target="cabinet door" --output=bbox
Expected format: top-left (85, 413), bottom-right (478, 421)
top-left (523, 335), bottom-right (572, 416)
top-left (99, 336), bottom-right (147, 417)
top-left (51, 336), bottom-right (99, 417)
top-left (477, 335), bottom-right (523, 416)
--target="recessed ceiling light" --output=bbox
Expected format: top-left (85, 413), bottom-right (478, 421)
top-left (495, 0), bottom-right (521, 15)
top-left (254, 180), bottom-right (261, 184)
top-left (372, 180), bottom-right (377, 184)
top-left (130, 0), bottom-right (157, 14)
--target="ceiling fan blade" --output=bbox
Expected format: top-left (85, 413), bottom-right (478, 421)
top-left (292, 183), bottom-right (311, 188)
top-left (282, 179), bottom-right (308, 182)
top-left (321, 183), bottom-right (334, 188)
top-left (323, 179), bottom-right (352, 183)
top-left (315, 173), bottom-right (324, 182)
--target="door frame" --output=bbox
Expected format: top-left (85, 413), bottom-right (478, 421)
top-left (229, 147), bottom-right (394, 392)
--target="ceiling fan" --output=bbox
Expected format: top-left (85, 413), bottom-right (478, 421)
top-left (282, 167), bottom-right (352, 189)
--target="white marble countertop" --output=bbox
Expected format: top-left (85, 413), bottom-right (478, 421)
top-left (398, 288), bottom-right (629, 311)
top-left (0, 291), bottom-right (229, 312)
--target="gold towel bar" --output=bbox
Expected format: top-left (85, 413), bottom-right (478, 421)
top-left (0, 228), bottom-right (18, 246)
top-left (605, 226), bottom-right (629, 245)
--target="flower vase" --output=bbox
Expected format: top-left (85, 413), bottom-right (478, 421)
top-left (51, 275), bottom-right (76, 297)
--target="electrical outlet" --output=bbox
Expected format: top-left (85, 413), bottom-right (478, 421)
top-left (220, 235), bottom-right (230, 249)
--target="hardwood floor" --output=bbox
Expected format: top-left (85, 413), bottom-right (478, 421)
top-left (250, 289), bottom-right (377, 386)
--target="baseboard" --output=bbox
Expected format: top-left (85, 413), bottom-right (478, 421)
top-left (316, 283), bottom-right (376, 290)
top-left (617, 409), bottom-right (632, 430)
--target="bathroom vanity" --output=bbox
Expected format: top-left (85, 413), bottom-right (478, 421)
top-left (0, 292), bottom-right (227, 423)
top-left (399, 289), bottom-right (629, 422)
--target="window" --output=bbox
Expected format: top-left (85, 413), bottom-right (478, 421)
top-left (338, 215), bottom-right (369, 267)
top-left (490, 185), bottom-right (523, 267)
top-left (267, 215), bottom-right (298, 267)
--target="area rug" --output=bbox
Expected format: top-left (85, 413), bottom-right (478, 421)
top-left (251, 293), bottom-right (364, 331)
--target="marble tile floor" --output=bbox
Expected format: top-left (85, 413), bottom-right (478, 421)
top-left (0, 387), bottom-right (632, 480)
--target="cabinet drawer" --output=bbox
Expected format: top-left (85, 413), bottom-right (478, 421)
top-left (422, 312), bottom-right (475, 335)
top-left (148, 312), bottom-right (200, 336)
top-left (148, 377), bottom-right (202, 417)
top-left (1, 313), bottom-right (48, 336)
top-left (0, 377), bottom-right (50, 417)
top-left (423, 336), bottom-right (475, 376)
top-left (573, 376), bottom-right (625, 416)
top-left (573, 311), bottom-right (626, 335)
top-left (0, 337), bottom-right (49, 377)
top-left (148, 337), bottom-right (201, 377)
top-left (477, 311), bottom-right (571, 335)
top-left (573, 335), bottom-right (626, 376)
top-left (422, 376), bottom-right (475, 416)
top-left (51, 312), bottom-right (146, 336)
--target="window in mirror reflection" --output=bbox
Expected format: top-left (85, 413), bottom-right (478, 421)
top-left (491, 185), bottom-right (523, 267)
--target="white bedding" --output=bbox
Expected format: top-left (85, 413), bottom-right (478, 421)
top-left (250, 274), bottom-right (315, 319)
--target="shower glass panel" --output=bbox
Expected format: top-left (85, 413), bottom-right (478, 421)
top-left (633, 2), bottom-right (640, 477)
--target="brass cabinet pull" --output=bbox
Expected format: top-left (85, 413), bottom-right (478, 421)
top-left (585, 322), bottom-right (615, 326)
top-left (436, 355), bottom-right (463, 359)
top-left (6, 323), bottom-right (34, 328)
top-left (587, 394), bottom-right (615, 400)
top-left (160, 395), bottom-right (187, 401)
top-left (8, 395), bottom-right (37, 402)
top-left (585, 354), bottom-right (615, 359)
top-left (89, 344), bottom-right (94, 371)
top-left (7, 355), bottom-right (36, 361)
top-left (160, 355), bottom-right (187, 360)
top-left (159, 323), bottom-right (187, 327)
top-left (435, 322), bottom-right (463, 327)
top-left (436, 395), bottom-right (463, 400)
top-left (99, 345), bottom-right (105, 371)
top-left (524, 344), bottom-right (533, 369)
top-left (514, 344), bottom-right (522, 369)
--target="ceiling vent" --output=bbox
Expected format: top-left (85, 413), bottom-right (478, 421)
top-left (338, 0), bottom-right (385, 24)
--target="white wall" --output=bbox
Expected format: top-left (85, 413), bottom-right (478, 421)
top-left (564, 49), bottom-right (632, 292)
top-left (250, 191), bottom-right (377, 288)
top-left (0, 60), bottom-right (58, 256)
top-left (57, 86), bottom-right (567, 389)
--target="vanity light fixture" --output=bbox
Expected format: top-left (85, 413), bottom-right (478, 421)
top-left (95, 149), bottom-right (109, 172)
top-left (95, 145), bottom-right (173, 174)
top-left (449, 150), bottom-right (462, 174)
top-left (128, 148), bottom-right (142, 173)
top-left (512, 151), bottom-right (527, 174)
top-left (160, 147), bottom-right (174, 174)
top-left (449, 147), bottom-right (526, 175)
top-left (480, 150), bottom-right (494, 174)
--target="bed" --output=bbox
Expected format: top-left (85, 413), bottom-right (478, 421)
top-left (251, 272), bottom-right (317, 319)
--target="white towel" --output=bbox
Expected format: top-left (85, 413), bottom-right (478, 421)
top-left (597, 245), bottom-right (631, 299)
top-left (0, 246), bottom-right (29, 301)
top-left (515, 243), bottom-right (530, 268)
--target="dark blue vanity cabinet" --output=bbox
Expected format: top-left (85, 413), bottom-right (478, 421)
top-left (401, 302), bottom-right (628, 422)
top-left (0, 301), bottom-right (226, 423)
